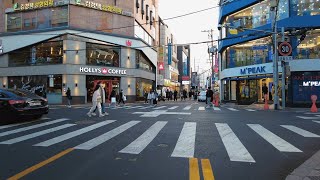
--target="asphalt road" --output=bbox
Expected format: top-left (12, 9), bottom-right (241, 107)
top-left (1, 100), bottom-right (320, 180)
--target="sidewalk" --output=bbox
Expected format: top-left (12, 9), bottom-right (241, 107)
top-left (286, 149), bottom-right (320, 180)
top-left (221, 102), bottom-right (311, 112)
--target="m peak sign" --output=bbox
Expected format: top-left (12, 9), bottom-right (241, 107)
top-left (240, 66), bottom-right (266, 75)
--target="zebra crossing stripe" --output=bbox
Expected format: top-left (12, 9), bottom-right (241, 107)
top-left (296, 116), bottom-right (320, 120)
top-left (198, 107), bottom-right (205, 111)
top-left (248, 124), bottom-right (302, 152)
top-left (314, 120), bottom-right (320, 124)
top-left (246, 109), bottom-right (256, 112)
top-left (168, 106), bottom-right (179, 110)
top-left (139, 106), bottom-right (153, 109)
top-left (215, 123), bottom-right (255, 163)
top-left (0, 118), bottom-right (70, 137)
top-left (119, 121), bottom-right (167, 154)
top-left (213, 107), bottom-right (221, 111)
top-left (227, 108), bottom-right (239, 111)
top-left (0, 120), bottom-right (41, 130)
top-left (0, 124), bottom-right (76, 145)
top-left (153, 106), bottom-right (166, 110)
top-left (281, 125), bottom-right (320, 138)
top-left (74, 121), bottom-right (140, 150)
top-left (183, 106), bottom-right (192, 110)
top-left (171, 122), bottom-right (196, 158)
top-left (34, 120), bottom-right (116, 147)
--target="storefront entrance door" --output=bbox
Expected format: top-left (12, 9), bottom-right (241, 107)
top-left (93, 80), bottom-right (119, 103)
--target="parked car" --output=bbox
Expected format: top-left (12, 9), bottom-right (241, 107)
top-left (0, 89), bottom-right (49, 121)
top-left (198, 91), bottom-right (207, 102)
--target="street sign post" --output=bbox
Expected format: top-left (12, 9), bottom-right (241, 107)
top-left (278, 41), bottom-right (292, 61)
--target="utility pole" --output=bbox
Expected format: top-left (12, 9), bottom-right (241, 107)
top-left (271, 0), bottom-right (279, 110)
top-left (201, 29), bottom-right (215, 88)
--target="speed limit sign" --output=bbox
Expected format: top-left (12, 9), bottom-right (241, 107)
top-left (278, 42), bottom-right (292, 56)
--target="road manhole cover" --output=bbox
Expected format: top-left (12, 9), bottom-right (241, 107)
top-left (74, 120), bottom-right (96, 125)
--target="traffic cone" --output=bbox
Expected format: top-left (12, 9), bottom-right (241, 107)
top-left (311, 103), bottom-right (318, 113)
top-left (264, 94), bottom-right (269, 110)
top-left (215, 95), bottom-right (220, 107)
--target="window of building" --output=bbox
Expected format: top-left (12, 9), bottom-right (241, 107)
top-left (136, 51), bottom-right (154, 73)
top-left (225, 0), bottom-right (288, 31)
top-left (86, 43), bottom-right (120, 67)
top-left (51, 6), bottom-right (68, 27)
top-left (9, 41), bottom-right (63, 67)
top-left (136, 78), bottom-right (153, 100)
top-left (225, 36), bottom-right (272, 68)
top-left (7, 13), bottom-right (22, 32)
top-left (134, 21), bottom-right (154, 46)
top-left (24, 19), bottom-right (31, 27)
top-left (296, 29), bottom-right (320, 59)
top-left (292, 0), bottom-right (320, 16)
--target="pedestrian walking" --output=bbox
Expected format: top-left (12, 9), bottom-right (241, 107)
top-left (144, 91), bottom-right (148, 104)
top-left (87, 84), bottom-right (104, 117)
top-left (166, 89), bottom-right (170, 101)
top-left (148, 90), bottom-right (155, 105)
top-left (153, 90), bottom-right (158, 107)
top-left (118, 89), bottom-right (126, 105)
top-left (169, 90), bottom-right (173, 101)
top-left (189, 91), bottom-right (192, 100)
top-left (93, 82), bottom-right (109, 116)
top-left (174, 90), bottom-right (178, 101)
top-left (66, 87), bottom-right (72, 108)
top-left (183, 89), bottom-right (187, 101)
top-left (206, 87), bottom-right (214, 108)
top-left (262, 83), bottom-right (268, 102)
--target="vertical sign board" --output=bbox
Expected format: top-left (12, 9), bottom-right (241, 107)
top-left (167, 43), bottom-right (172, 65)
top-left (0, 39), bottom-right (3, 55)
top-left (191, 72), bottom-right (197, 87)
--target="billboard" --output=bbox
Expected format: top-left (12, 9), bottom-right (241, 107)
top-left (191, 72), bottom-right (198, 87)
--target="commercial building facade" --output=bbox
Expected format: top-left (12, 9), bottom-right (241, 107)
top-left (218, 0), bottom-right (320, 106)
top-left (0, 0), bottom-right (159, 104)
top-left (177, 45), bottom-right (191, 92)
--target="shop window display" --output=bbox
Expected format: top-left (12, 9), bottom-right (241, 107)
top-left (291, 72), bottom-right (320, 104)
top-left (86, 43), bottom-right (120, 67)
top-left (9, 41), bottom-right (63, 66)
top-left (136, 78), bottom-right (153, 100)
top-left (296, 30), bottom-right (320, 59)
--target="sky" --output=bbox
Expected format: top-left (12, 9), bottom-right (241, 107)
top-left (158, 0), bottom-right (220, 77)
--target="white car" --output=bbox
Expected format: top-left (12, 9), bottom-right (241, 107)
top-left (198, 91), bottom-right (207, 102)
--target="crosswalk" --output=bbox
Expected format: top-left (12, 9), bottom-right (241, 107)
top-left (1, 118), bottom-right (319, 163)
top-left (52, 105), bottom-right (261, 113)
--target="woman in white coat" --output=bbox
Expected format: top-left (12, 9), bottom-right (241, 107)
top-left (87, 84), bottom-right (104, 117)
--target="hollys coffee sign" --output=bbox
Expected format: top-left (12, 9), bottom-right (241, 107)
top-left (80, 67), bottom-right (127, 75)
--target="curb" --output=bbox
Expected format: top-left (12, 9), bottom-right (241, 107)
top-left (286, 149), bottom-right (320, 180)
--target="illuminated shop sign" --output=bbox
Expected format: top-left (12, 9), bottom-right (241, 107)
top-left (303, 81), bottom-right (320, 87)
top-left (12, 0), bottom-right (68, 11)
top-left (74, 0), bottom-right (132, 17)
top-left (240, 66), bottom-right (266, 75)
top-left (80, 67), bottom-right (127, 75)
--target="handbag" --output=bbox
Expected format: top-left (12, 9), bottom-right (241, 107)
top-left (123, 95), bottom-right (127, 101)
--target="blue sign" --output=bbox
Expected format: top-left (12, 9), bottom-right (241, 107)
top-left (240, 66), bottom-right (266, 75)
top-left (168, 43), bottom-right (172, 65)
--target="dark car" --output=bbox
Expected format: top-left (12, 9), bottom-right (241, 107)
top-left (0, 89), bottom-right (49, 121)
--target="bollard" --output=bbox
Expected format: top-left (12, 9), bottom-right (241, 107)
top-left (264, 94), bottom-right (269, 110)
top-left (214, 94), bottom-right (220, 107)
top-left (311, 95), bottom-right (318, 113)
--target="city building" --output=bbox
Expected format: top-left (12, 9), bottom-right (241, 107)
top-left (158, 17), bottom-right (180, 95)
top-left (0, 0), bottom-right (159, 104)
top-left (218, 0), bottom-right (320, 106)
top-left (177, 45), bottom-right (191, 92)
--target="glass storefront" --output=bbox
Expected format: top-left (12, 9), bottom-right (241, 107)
top-left (6, 6), bottom-right (68, 32)
top-left (136, 78), bottom-right (153, 100)
top-left (225, 0), bottom-right (288, 32)
top-left (86, 75), bottom-right (120, 102)
top-left (136, 51), bottom-right (155, 73)
top-left (86, 43), bottom-right (120, 67)
top-left (291, 0), bottom-right (320, 16)
top-left (7, 75), bottom-right (62, 104)
top-left (9, 40), bottom-right (63, 66)
top-left (296, 29), bottom-right (320, 59)
top-left (223, 37), bottom-right (272, 69)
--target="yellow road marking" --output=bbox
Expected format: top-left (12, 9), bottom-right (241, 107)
top-left (189, 158), bottom-right (200, 180)
top-left (201, 159), bottom-right (215, 180)
top-left (8, 148), bottom-right (74, 180)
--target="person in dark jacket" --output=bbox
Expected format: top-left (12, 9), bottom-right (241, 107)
top-left (262, 83), bottom-right (268, 102)
top-left (206, 87), bottom-right (214, 107)
top-left (66, 87), bottom-right (72, 108)
top-left (174, 90), bottom-right (178, 101)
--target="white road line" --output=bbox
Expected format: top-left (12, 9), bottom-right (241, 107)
top-left (153, 106), bottom-right (166, 110)
top-left (183, 106), bottom-right (192, 110)
top-left (213, 107), bottom-right (221, 111)
top-left (0, 118), bottom-right (69, 137)
top-left (296, 116), bottom-right (320, 120)
top-left (138, 106), bottom-right (152, 109)
top-left (246, 109), bottom-right (256, 112)
top-left (281, 125), bottom-right (320, 138)
top-left (304, 112), bottom-right (320, 115)
top-left (314, 120), bottom-right (320, 124)
top-left (0, 120), bottom-right (40, 130)
top-left (227, 108), bottom-right (239, 111)
top-left (0, 124), bottom-right (76, 144)
top-left (171, 122), bottom-right (196, 158)
top-left (168, 106), bottom-right (179, 110)
top-left (248, 124), bottom-right (302, 152)
top-left (40, 117), bottom-right (51, 120)
top-left (215, 123), bottom-right (255, 163)
top-left (74, 121), bottom-right (140, 150)
top-left (198, 107), bottom-right (205, 111)
top-left (119, 121), bottom-right (167, 154)
top-left (34, 120), bottom-right (115, 147)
